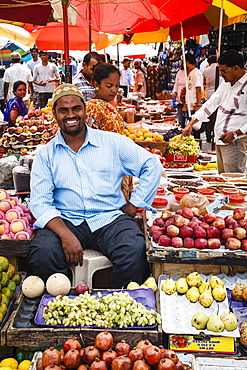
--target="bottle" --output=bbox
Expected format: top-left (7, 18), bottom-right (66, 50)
top-left (222, 195), bottom-right (247, 211)
top-left (116, 89), bottom-right (123, 105)
top-left (126, 105), bottom-right (136, 123)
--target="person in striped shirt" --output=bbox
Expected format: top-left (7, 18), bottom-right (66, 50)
top-left (28, 83), bottom-right (162, 288)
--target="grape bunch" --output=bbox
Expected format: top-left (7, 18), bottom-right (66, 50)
top-left (43, 291), bottom-right (161, 328)
top-left (166, 135), bottom-right (199, 156)
top-left (163, 128), bottom-right (182, 142)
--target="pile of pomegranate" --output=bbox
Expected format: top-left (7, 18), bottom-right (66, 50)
top-left (38, 333), bottom-right (193, 370)
top-left (0, 189), bottom-right (35, 239)
top-left (150, 207), bottom-right (247, 250)
top-left (0, 108), bottom-right (58, 154)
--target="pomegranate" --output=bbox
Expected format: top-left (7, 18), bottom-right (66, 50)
top-left (157, 359), bottom-right (176, 370)
top-left (60, 349), bottom-right (65, 362)
top-left (115, 340), bottom-right (131, 356)
top-left (132, 360), bottom-right (151, 370)
top-left (162, 349), bottom-right (179, 364)
top-left (143, 345), bottom-right (161, 366)
top-left (43, 365), bottom-right (61, 370)
top-left (111, 356), bottom-right (132, 370)
top-left (94, 331), bottom-right (113, 351)
top-left (63, 338), bottom-right (82, 353)
top-left (101, 349), bottom-right (117, 369)
top-left (42, 347), bottom-right (61, 367)
top-left (89, 359), bottom-right (107, 370)
top-left (36, 358), bottom-right (44, 370)
top-left (82, 346), bottom-right (101, 365)
top-left (63, 349), bottom-right (81, 369)
top-left (128, 347), bottom-right (144, 362)
top-left (175, 361), bottom-right (187, 370)
top-left (135, 340), bottom-right (152, 351)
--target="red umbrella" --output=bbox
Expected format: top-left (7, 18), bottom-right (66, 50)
top-left (72, 0), bottom-right (212, 34)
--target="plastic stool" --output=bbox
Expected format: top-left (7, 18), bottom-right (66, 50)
top-left (70, 249), bottom-right (113, 288)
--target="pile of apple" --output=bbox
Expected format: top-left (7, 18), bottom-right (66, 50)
top-left (37, 333), bottom-right (193, 370)
top-left (0, 189), bottom-right (35, 239)
top-left (0, 107), bottom-right (58, 154)
top-left (150, 207), bottom-right (247, 250)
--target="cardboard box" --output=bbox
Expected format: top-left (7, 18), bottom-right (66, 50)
top-left (169, 334), bottom-right (235, 354)
top-left (165, 154), bottom-right (197, 163)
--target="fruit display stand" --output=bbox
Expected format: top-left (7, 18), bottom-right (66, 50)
top-left (1, 289), bottom-right (162, 348)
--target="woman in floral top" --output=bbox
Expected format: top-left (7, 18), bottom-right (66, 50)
top-left (86, 63), bottom-right (125, 133)
top-left (86, 63), bottom-right (131, 199)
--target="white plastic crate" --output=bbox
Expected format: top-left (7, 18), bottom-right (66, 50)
top-left (195, 356), bottom-right (247, 370)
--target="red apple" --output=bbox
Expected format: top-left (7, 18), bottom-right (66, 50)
top-left (75, 284), bottom-right (89, 295)
top-left (1, 233), bottom-right (12, 239)
top-left (241, 239), bottom-right (247, 251)
top-left (233, 208), bottom-right (246, 220)
top-left (181, 207), bottom-right (194, 220)
top-left (208, 238), bottom-right (221, 249)
top-left (229, 220), bottom-right (240, 230)
top-left (37, 124), bottom-right (46, 132)
top-left (188, 221), bottom-right (199, 229)
top-left (191, 207), bottom-right (200, 217)
top-left (22, 125), bottom-right (30, 133)
top-left (28, 108), bottom-right (35, 118)
top-left (7, 127), bottom-right (15, 135)
top-left (159, 235), bottom-right (171, 247)
top-left (154, 217), bottom-right (165, 227)
top-left (180, 226), bottom-right (193, 238)
top-left (204, 212), bottom-right (217, 223)
top-left (30, 125), bottom-right (38, 134)
top-left (0, 199), bottom-right (13, 213)
top-left (165, 218), bottom-right (174, 228)
top-left (191, 216), bottom-right (201, 224)
top-left (233, 227), bottom-right (246, 240)
top-left (149, 225), bottom-right (163, 235)
top-left (176, 209), bottom-right (183, 215)
top-left (226, 237), bottom-right (241, 250)
top-left (166, 225), bottom-right (180, 237)
top-left (183, 237), bottom-right (195, 249)
top-left (224, 215), bottom-right (235, 227)
top-left (238, 219), bottom-right (247, 228)
top-left (15, 126), bottom-right (23, 134)
top-left (16, 115), bottom-right (24, 123)
top-left (221, 228), bottom-right (234, 240)
top-left (171, 237), bottom-right (183, 248)
top-left (161, 210), bottom-right (173, 221)
top-left (35, 108), bottom-right (42, 116)
top-left (193, 225), bottom-right (207, 238)
top-left (152, 230), bottom-right (164, 243)
top-left (212, 217), bottom-right (225, 229)
top-left (200, 222), bottom-right (210, 230)
top-left (195, 238), bottom-right (208, 249)
top-left (207, 225), bottom-right (220, 238)
top-left (173, 214), bottom-right (185, 228)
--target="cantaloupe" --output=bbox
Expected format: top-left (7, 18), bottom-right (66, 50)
top-left (22, 275), bottom-right (45, 298)
top-left (46, 273), bottom-right (71, 296)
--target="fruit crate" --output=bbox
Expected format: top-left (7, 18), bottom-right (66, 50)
top-left (195, 356), bottom-right (247, 369)
top-left (3, 289), bottom-right (162, 348)
top-left (135, 141), bottom-right (169, 156)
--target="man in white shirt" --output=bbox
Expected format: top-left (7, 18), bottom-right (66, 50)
top-left (120, 58), bottom-right (133, 97)
top-left (33, 51), bottom-right (60, 108)
top-left (182, 49), bottom-right (247, 174)
top-left (4, 52), bottom-right (33, 105)
top-left (27, 47), bottom-right (41, 108)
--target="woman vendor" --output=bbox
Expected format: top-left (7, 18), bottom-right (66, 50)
top-left (4, 80), bottom-right (28, 127)
top-left (86, 63), bottom-right (131, 199)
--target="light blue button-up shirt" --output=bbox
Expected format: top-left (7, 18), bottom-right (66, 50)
top-left (30, 127), bottom-right (162, 232)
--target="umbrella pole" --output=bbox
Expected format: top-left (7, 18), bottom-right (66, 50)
top-left (117, 43), bottom-right (119, 67)
top-left (180, 22), bottom-right (192, 121)
top-left (218, 0), bottom-right (224, 57)
top-left (89, 0), bottom-right (92, 52)
top-left (62, 0), bottom-right (72, 83)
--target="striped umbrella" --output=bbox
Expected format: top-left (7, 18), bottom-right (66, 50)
top-left (0, 41), bottom-right (30, 65)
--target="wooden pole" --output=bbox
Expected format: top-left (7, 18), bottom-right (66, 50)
top-left (89, 0), bottom-right (92, 52)
top-left (62, 0), bottom-right (72, 83)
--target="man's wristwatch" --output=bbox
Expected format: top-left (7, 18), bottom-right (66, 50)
top-left (233, 132), bottom-right (238, 140)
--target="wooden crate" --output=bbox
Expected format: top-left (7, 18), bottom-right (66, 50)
top-left (0, 239), bottom-right (30, 258)
top-left (143, 211), bottom-right (247, 280)
top-left (4, 290), bottom-right (163, 348)
top-left (136, 141), bottom-right (169, 155)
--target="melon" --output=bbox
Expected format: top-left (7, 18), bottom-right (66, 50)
top-left (22, 275), bottom-right (45, 298)
top-left (46, 273), bottom-right (71, 296)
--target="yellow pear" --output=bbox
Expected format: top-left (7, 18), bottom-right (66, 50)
top-left (127, 281), bottom-right (140, 290)
top-left (143, 276), bottom-right (157, 291)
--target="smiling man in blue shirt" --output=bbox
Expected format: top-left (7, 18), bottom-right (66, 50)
top-left (28, 83), bottom-right (162, 288)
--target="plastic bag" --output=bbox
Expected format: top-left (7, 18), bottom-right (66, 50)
top-left (180, 192), bottom-right (209, 215)
top-left (0, 156), bottom-right (19, 189)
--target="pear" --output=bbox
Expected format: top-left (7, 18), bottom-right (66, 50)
top-left (210, 275), bottom-right (224, 289)
top-left (207, 314), bottom-right (224, 332)
top-left (143, 276), bottom-right (157, 291)
top-left (127, 281), bottom-right (140, 290)
top-left (161, 277), bottom-right (176, 295)
top-left (186, 272), bottom-right (201, 287)
top-left (199, 288), bottom-right (214, 308)
top-left (176, 278), bottom-right (189, 294)
top-left (186, 286), bottom-right (200, 302)
top-left (139, 284), bottom-right (149, 289)
top-left (191, 312), bottom-right (208, 330)
top-left (199, 280), bottom-right (210, 294)
top-left (220, 312), bottom-right (238, 331)
top-left (212, 284), bottom-right (226, 301)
